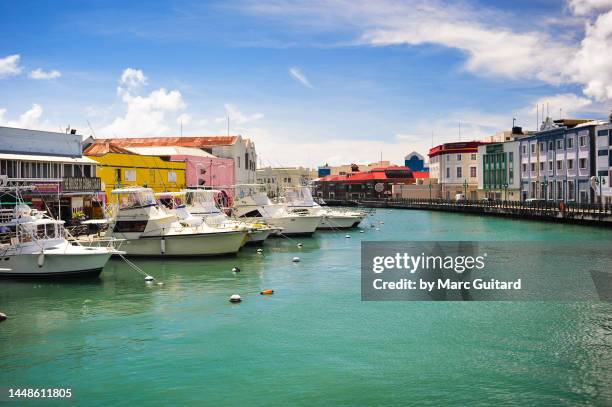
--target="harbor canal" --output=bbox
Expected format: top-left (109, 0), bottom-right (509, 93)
top-left (1, 209), bottom-right (612, 406)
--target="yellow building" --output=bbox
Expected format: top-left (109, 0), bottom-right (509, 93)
top-left (84, 142), bottom-right (186, 202)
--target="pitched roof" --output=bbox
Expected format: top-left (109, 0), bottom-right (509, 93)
top-left (94, 136), bottom-right (239, 148)
top-left (124, 146), bottom-right (218, 158)
top-left (83, 141), bottom-right (134, 156)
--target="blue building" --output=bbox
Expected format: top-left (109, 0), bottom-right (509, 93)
top-left (518, 118), bottom-right (597, 203)
top-left (317, 164), bottom-right (331, 177)
top-left (404, 152), bottom-right (428, 172)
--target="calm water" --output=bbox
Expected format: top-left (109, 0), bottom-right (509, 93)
top-left (1, 209), bottom-right (612, 406)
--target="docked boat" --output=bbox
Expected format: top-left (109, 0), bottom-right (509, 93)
top-left (232, 188), bottom-right (321, 236)
top-left (283, 186), bottom-right (366, 229)
top-left (0, 204), bottom-right (119, 278)
top-left (106, 187), bottom-right (247, 256)
top-left (180, 189), bottom-right (278, 244)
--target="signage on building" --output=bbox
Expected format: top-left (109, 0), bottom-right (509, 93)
top-left (33, 183), bottom-right (60, 194)
top-left (62, 177), bottom-right (102, 192)
top-left (374, 183), bottom-right (385, 193)
top-left (486, 144), bottom-right (504, 154)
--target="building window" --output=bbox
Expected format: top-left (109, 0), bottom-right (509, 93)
top-left (446, 155), bottom-right (450, 162)
top-left (567, 137), bottom-right (574, 149)
top-left (522, 163), bottom-right (527, 173)
top-left (548, 161), bottom-right (553, 171)
top-left (456, 167), bottom-right (462, 178)
top-left (579, 136), bottom-right (587, 147)
top-left (557, 140), bottom-right (563, 150)
top-left (446, 167), bottom-right (450, 178)
top-left (531, 144), bottom-right (535, 153)
top-left (509, 168), bottom-right (514, 183)
top-left (470, 154), bottom-right (476, 161)
top-left (470, 166), bottom-right (476, 178)
top-left (457, 154), bottom-right (462, 161)
top-left (567, 159), bottom-right (574, 170)
top-left (557, 160), bottom-right (563, 170)
top-left (530, 163), bottom-right (535, 172)
top-left (557, 181), bottom-right (563, 200)
top-left (597, 129), bottom-right (609, 137)
top-left (508, 152), bottom-right (513, 162)
top-left (568, 180), bottom-right (575, 200)
top-left (548, 141), bottom-right (554, 150)
top-left (598, 149), bottom-right (609, 156)
top-left (63, 164), bottom-right (73, 177)
top-left (124, 170), bottom-right (136, 182)
top-left (539, 162), bottom-right (544, 171)
top-left (579, 158), bottom-right (587, 169)
top-left (168, 172), bottom-right (177, 183)
top-left (522, 145), bottom-right (527, 155)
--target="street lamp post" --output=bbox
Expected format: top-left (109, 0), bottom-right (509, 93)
top-left (463, 179), bottom-right (468, 200)
top-left (540, 178), bottom-right (548, 203)
top-left (595, 175), bottom-right (606, 207)
top-left (502, 183), bottom-right (508, 202)
top-left (428, 178), bottom-right (432, 201)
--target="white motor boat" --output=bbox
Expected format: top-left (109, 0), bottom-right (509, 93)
top-left (232, 190), bottom-right (321, 236)
top-left (283, 186), bottom-right (366, 229)
top-left (181, 189), bottom-right (278, 244)
top-left (0, 204), bottom-right (119, 278)
top-left (106, 187), bottom-right (247, 256)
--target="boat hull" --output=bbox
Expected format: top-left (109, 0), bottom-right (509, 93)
top-left (119, 231), bottom-right (247, 257)
top-left (265, 216), bottom-right (321, 236)
top-left (317, 215), bottom-right (363, 229)
top-left (0, 252), bottom-right (111, 278)
top-left (246, 229), bottom-right (272, 244)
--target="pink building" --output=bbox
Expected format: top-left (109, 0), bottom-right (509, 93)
top-left (124, 146), bottom-right (235, 194)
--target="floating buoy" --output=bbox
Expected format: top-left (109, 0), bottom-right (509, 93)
top-left (380, 221), bottom-right (384, 224)
top-left (345, 234), bottom-right (351, 238)
top-left (0, 312), bottom-right (6, 322)
top-left (144, 275), bottom-right (155, 282)
top-left (297, 243), bottom-right (303, 248)
top-left (360, 230), bottom-right (365, 233)
top-left (160, 237), bottom-right (166, 254)
top-left (376, 228), bottom-right (380, 231)
top-left (292, 257), bottom-right (300, 262)
top-left (156, 282), bottom-right (164, 286)
top-left (37, 252), bottom-right (45, 268)
top-left (229, 294), bottom-right (242, 303)
top-left (260, 289), bottom-right (274, 295)
top-left (232, 267), bottom-right (241, 273)
top-left (256, 248), bottom-right (263, 253)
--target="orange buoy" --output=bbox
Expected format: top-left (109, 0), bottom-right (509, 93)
top-left (260, 289), bottom-right (274, 295)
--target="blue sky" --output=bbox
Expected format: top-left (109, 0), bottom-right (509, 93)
top-left (1, 0), bottom-right (611, 167)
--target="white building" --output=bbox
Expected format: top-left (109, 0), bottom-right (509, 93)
top-left (428, 142), bottom-right (483, 200)
top-left (595, 118), bottom-right (612, 204)
top-left (256, 166), bottom-right (316, 197)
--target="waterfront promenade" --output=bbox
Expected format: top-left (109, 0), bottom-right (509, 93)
top-left (326, 198), bottom-right (612, 227)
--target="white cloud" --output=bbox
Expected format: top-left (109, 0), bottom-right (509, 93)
top-left (98, 69), bottom-right (186, 137)
top-left (176, 113), bottom-right (191, 126)
top-left (217, 103), bottom-right (263, 125)
top-left (0, 104), bottom-right (44, 128)
top-left (0, 54), bottom-right (22, 78)
top-left (119, 68), bottom-right (147, 89)
top-left (289, 67), bottom-right (313, 88)
top-left (568, 0), bottom-right (612, 15)
top-left (28, 68), bottom-right (61, 80)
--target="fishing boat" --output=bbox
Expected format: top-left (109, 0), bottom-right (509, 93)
top-left (0, 203), bottom-right (119, 278)
top-left (106, 187), bottom-right (247, 256)
top-left (283, 186), bottom-right (366, 229)
top-left (232, 185), bottom-right (321, 236)
top-left (181, 189), bottom-right (279, 244)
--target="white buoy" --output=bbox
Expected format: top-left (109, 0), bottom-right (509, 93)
top-left (156, 282), bottom-right (164, 286)
top-left (380, 221), bottom-right (385, 224)
top-left (360, 230), bottom-right (365, 233)
top-left (297, 243), bottom-right (303, 248)
top-left (37, 252), bottom-right (45, 268)
top-left (229, 294), bottom-right (242, 303)
top-left (0, 312), bottom-right (6, 322)
top-left (345, 234), bottom-right (351, 238)
top-left (292, 257), bottom-right (300, 262)
top-left (232, 267), bottom-right (241, 273)
top-left (376, 228), bottom-right (380, 231)
top-left (144, 275), bottom-right (155, 282)
top-left (256, 248), bottom-right (263, 253)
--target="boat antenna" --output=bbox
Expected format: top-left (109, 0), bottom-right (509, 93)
top-left (87, 120), bottom-right (97, 139)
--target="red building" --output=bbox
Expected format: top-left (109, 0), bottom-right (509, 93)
top-left (313, 166), bottom-right (415, 201)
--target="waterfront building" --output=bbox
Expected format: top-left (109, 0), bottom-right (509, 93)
top-left (316, 161), bottom-right (392, 177)
top-left (477, 132), bottom-right (523, 201)
top-left (256, 166), bottom-right (317, 197)
top-left (392, 173), bottom-right (440, 199)
top-left (0, 126), bottom-right (103, 220)
top-left (428, 141), bottom-right (484, 200)
top-left (313, 166), bottom-right (414, 201)
top-left (404, 151), bottom-right (428, 172)
top-left (117, 146), bottom-right (234, 193)
top-left (89, 135), bottom-right (257, 197)
top-left (83, 142), bottom-right (186, 201)
top-left (595, 115), bottom-right (612, 204)
top-left (518, 118), bottom-right (598, 202)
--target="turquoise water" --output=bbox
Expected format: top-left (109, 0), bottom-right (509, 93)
top-left (1, 209), bottom-right (612, 406)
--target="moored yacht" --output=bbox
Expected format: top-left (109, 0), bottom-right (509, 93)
top-left (283, 186), bottom-right (366, 229)
top-left (0, 204), bottom-right (119, 278)
top-left (232, 187), bottom-right (321, 236)
top-left (106, 187), bottom-right (247, 256)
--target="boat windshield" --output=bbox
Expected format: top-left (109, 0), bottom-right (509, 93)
top-left (185, 190), bottom-right (228, 213)
top-left (116, 189), bottom-right (158, 209)
top-left (285, 187), bottom-right (315, 206)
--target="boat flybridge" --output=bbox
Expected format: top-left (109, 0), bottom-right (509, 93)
top-left (231, 184), bottom-right (322, 236)
top-left (181, 189), bottom-right (279, 244)
top-left (106, 187), bottom-right (247, 256)
top-left (283, 186), bottom-right (366, 229)
top-left (0, 202), bottom-right (120, 278)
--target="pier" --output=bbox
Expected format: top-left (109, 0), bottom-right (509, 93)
top-left (325, 198), bottom-right (612, 227)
